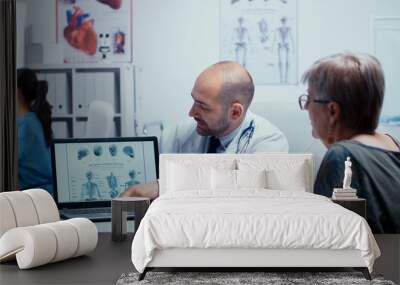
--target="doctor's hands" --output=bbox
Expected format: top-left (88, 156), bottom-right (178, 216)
top-left (120, 181), bottom-right (159, 200)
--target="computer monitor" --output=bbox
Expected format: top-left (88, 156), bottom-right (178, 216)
top-left (51, 137), bottom-right (159, 209)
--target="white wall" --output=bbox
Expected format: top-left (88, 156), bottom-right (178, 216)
top-left (16, 1), bottom-right (27, 68)
top-left (132, 0), bottom-right (219, 132)
top-left (17, 0), bottom-right (400, 152)
top-left (132, 0), bottom-right (400, 153)
top-left (26, 0), bottom-right (56, 44)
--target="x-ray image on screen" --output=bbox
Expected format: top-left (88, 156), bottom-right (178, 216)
top-left (123, 146), bottom-right (134, 158)
top-left (54, 140), bottom-right (157, 203)
top-left (77, 148), bottom-right (89, 160)
top-left (81, 171), bottom-right (101, 200)
top-left (93, 145), bottom-right (103, 157)
top-left (109, 144), bottom-right (118, 156)
top-left (107, 172), bottom-right (119, 198)
top-left (124, 169), bottom-right (140, 190)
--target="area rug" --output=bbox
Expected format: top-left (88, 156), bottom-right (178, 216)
top-left (116, 271), bottom-right (396, 285)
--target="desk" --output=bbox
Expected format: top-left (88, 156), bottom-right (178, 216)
top-left (0, 233), bottom-right (134, 285)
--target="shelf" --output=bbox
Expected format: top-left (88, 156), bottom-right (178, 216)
top-left (32, 65), bottom-right (134, 138)
top-left (52, 115), bottom-right (74, 119)
top-left (28, 63), bottom-right (133, 70)
top-left (52, 115), bottom-right (121, 120)
top-left (75, 115), bottom-right (121, 120)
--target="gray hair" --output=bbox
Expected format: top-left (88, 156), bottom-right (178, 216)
top-left (213, 61), bottom-right (255, 109)
top-left (302, 52), bottom-right (385, 133)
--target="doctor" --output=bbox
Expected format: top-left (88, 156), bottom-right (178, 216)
top-left (162, 60), bottom-right (288, 154)
top-left (122, 61), bottom-right (288, 198)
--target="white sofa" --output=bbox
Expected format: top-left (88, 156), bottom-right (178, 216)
top-left (0, 189), bottom-right (98, 269)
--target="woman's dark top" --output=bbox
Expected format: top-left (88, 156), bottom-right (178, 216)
top-left (314, 138), bottom-right (400, 234)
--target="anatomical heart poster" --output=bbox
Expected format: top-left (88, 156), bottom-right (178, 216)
top-left (57, 0), bottom-right (132, 63)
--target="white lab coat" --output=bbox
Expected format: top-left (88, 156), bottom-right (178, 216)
top-left (160, 111), bottom-right (289, 154)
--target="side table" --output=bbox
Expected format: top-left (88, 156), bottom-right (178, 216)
top-left (331, 197), bottom-right (366, 218)
top-left (111, 197), bottom-right (150, 241)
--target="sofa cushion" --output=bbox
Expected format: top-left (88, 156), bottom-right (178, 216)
top-left (0, 218), bottom-right (97, 269)
top-left (0, 189), bottom-right (60, 238)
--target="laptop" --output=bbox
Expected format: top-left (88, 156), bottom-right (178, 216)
top-left (51, 137), bottom-right (159, 221)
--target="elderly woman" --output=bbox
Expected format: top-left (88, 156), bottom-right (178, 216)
top-left (300, 52), bottom-right (400, 234)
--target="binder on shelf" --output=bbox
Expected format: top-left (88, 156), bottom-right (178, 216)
top-left (86, 72), bottom-right (96, 113)
top-left (74, 72), bottom-right (87, 115)
top-left (54, 73), bottom-right (68, 116)
top-left (46, 73), bottom-right (57, 114)
top-left (93, 71), bottom-right (115, 108)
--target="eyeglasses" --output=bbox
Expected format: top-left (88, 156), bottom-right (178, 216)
top-left (298, 94), bottom-right (331, 110)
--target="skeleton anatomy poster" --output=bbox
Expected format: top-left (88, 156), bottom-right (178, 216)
top-left (220, 0), bottom-right (298, 85)
top-left (57, 0), bottom-right (132, 63)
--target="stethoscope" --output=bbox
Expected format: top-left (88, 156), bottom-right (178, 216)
top-left (236, 119), bottom-right (255, 154)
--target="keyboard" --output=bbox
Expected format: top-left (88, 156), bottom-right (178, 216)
top-left (60, 207), bottom-right (134, 221)
top-left (64, 207), bottom-right (111, 214)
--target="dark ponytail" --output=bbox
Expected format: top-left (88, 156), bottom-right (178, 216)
top-left (17, 68), bottom-right (53, 146)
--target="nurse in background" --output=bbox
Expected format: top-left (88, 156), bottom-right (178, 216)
top-left (17, 68), bottom-right (53, 194)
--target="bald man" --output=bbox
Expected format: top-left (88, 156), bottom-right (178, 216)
top-left (161, 61), bottom-right (288, 153)
top-left (122, 61), bottom-right (288, 198)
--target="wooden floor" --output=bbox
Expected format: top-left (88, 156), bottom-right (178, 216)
top-left (0, 233), bottom-right (134, 285)
top-left (1, 233), bottom-right (398, 284)
top-left (373, 234), bottom-right (400, 284)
